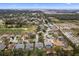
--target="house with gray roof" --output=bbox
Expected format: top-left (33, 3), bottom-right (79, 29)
top-left (0, 44), bottom-right (6, 50)
top-left (15, 43), bottom-right (24, 49)
top-left (35, 42), bottom-right (43, 49)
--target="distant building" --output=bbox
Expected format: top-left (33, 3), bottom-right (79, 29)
top-left (15, 43), bottom-right (24, 49)
top-left (35, 42), bottom-right (43, 49)
top-left (0, 44), bottom-right (6, 50)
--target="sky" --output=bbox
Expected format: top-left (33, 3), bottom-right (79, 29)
top-left (0, 3), bottom-right (79, 9)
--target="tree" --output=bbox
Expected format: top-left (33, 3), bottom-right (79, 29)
top-left (13, 48), bottom-right (24, 56)
top-left (0, 50), bottom-right (3, 56)
top-left (36, 26), bottom-right (41, 32)
top-left (23, 42), bottom-right (26, 50)
top-left (33, 41), bottom-right (35, 51)
top-left (35, 48), bottom-right (44, 56)
top-left (3, 48), bottom-right (13, 56)
top-left (38, 32), bottom-right (46, 48)
top-left (27, 50), bottom-right (32, 56)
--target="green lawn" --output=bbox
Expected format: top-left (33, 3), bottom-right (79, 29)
top-left (0, 28), bottom-right (24, 34)
top-left (0, 25), bottom-right (37, 34)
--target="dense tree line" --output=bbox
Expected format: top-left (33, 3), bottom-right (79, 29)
top-left (45, 14), bottom-right (79, 20)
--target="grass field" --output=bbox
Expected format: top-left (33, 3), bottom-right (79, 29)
top-left (0, 25), bottom-right (37, 34)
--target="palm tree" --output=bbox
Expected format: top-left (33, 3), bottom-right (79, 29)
top-left (38, 32), bottom-right (46, 48)
top-left (33, 41), bottom-right (35, 51)
top-left (23, 41), bottom-right (26, 50)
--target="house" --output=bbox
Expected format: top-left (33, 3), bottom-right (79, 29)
top-left (35, 42), bottom-right (43, 49)
top-left (26, 43), bottom-right (33, 50)
top-left (58, 36), bottom-right (64, 41)
top-left (50, 39), bottom-right (65, 47)
top-left (0, 44), bottom-right (6, 50)
top-left (15, 43), bottom-right (24, 49)
top-left (44, 40), bottom-right (53, 48)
